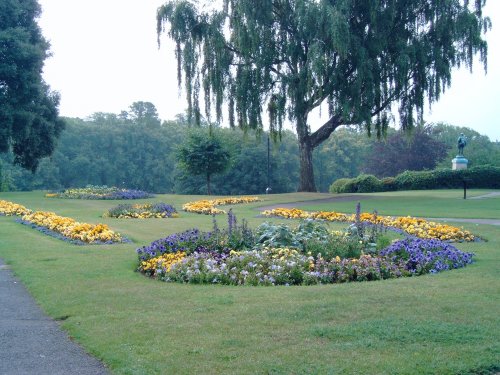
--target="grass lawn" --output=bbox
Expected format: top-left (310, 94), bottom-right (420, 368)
top-left (0, 190), bottom-right (499, 374)
top-left (298, 190), bottom-right (500, 219)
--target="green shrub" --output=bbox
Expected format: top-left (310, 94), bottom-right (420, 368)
top-left (305, 235), bottom-right (364, 260)
top-left (394, 170), bottom-right (436, 190)
top-left (329, 178), bottom-right (355, 193)
top-left (329, 175), bottom-right (383, 193)
top-left (381, 177), bottom-right (397, 191)
top-left (329, 165), bottom-right (500, 193)
top-left (354, 174), bottom-right (383, 193)
top-left (462, 165), bottom-right (500, 188)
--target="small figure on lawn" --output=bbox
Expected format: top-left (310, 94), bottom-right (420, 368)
top-left (457, 133), bottom-right (467, 156)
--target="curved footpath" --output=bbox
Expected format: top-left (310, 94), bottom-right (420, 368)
top-left (0, 259), bottom-right (108, 375)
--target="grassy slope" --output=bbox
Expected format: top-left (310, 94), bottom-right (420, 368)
top-left (0, 191), bottom-right (498, 374)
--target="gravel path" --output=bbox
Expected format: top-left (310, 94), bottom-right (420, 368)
top-left (0, 259), bottom-right (109, 375)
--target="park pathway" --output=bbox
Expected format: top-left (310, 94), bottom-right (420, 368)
top-left (0, 258), bottom-right (109, 375)
top-left (468, 191), bottom-right (500, 199)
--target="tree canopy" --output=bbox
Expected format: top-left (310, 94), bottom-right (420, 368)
top-left (177, 131), bottom-right (231, 195)
top-left (157, 0), bottom-right (490, 191)
top-left (0, 0), bottom-right (64, 171)
top-left (363, 125), bottom-right (448, 177)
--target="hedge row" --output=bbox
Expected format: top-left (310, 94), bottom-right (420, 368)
top-left (329, 166), bottom-right (500, 193)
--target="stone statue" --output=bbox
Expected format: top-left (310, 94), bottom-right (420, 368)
top-left (457, 133), bottom-right (467, 156)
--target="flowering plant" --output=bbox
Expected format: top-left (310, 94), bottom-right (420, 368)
top-left (262, 207), bottom-right (475, 242)
top-left (20, 211), bottom-right (125, 244)
top-left (137, 213), bottom-right (475, 286)
top-left (0, 200), bottom-right (32, 216)
top-left (46, 185), bottom-right (154, 200)
top-left (103, 203), bottom-right (178, 218)
top-left (182, 196), bottom-right (261, 215)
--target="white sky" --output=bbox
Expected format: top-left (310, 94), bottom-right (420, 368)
top-left (38, 0), bottom-right (499, 141)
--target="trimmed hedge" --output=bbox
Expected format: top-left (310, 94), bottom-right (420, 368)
top-left (329, 166), bottom-right (500, 193)
top-left (329, 174), bottom-right (383, 193)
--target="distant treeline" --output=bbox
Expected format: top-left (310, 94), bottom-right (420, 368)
top-left (1, 102), bottom-right (498, 194)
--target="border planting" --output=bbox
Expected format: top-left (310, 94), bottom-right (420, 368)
top-left (136, 213), bottom-right (474, 286)
top-left (46, 185), bottom-right (154, 200)
top-left (103, 203), bottom-right (178, 218)
top-left (183, 196), bottom-right (261, 215)
top-left (1, 199), bottom-right (126, 244)
top-left (261, 207), bottom-right (475, 242)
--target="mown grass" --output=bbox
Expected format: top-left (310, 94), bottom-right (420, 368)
top-left (299, 190), bottom-right (500, 219)
top-left (0, 190), bottom-right (498, 374)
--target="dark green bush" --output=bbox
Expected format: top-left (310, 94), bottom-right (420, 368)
top-left (462, 165), bottom-right (500, 188)
top-left (329, 166), bottom-right (500, 193)
top-left (329, 175), bottom-right (383, 193)
top-left (381, 177), bottom-right (397, 191)
top-left (329, 178), bottom-right (355, 193)
top-left (354, 174), bottom-right (383, 193)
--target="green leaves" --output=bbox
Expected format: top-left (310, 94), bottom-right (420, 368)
top-left (176, 131), bottom-right (231, 194)
top-left (0, 0), bottom-right (64, 172)
top-left (157, 0), bottom-right (489, 191)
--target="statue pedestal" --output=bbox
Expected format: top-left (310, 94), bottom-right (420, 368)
top-left (452, 155), bottom-right (468, 170)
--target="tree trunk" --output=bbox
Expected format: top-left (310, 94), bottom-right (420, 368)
top-left (207, 173), bottom-right (211, 195)
top-left (297, 136), bottom-right (317, 192)
top-left (296, 113), bottom-right (343, 192)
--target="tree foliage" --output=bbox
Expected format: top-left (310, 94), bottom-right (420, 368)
top-left (157, 0), bottom-right (490, 191)
top-left (363, 125), bottom-right (449, 177)
top-left (1, 104), bottom-right (497, 195)
top-left (177, 131), bottom-right (231, 194)
top-left (431, 123), bottom-right (500, 168)
top-left (0, 0), bottom-right (64, 171)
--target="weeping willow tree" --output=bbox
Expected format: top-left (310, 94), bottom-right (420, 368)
top-left (157, 0), bottom-right (489, 192)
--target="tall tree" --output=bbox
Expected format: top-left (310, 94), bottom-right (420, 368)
top-left (363, 125), bottom-right (448, 177)
top-left (157, 0), bottom-right (489, 191)
top-left (177, 131), bottom-right (231, 195)
top-left (0, 0), bottom-right (64, 171)
top-left (126, 101), bottom-right (161, 127)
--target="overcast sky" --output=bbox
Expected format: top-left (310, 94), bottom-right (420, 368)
top-left (38, 0), bottom-right (499, 141)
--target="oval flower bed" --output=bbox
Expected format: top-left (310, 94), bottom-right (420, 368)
top-left (19, 211), bottom-right (126, 244)
top-left (137, 215), bottom-right (474, 286)
top-left (0, 200), bottom-right (32, 216)
top-left (46, 185), bottom-right (154, 200)
top-left (103, 203), bottom-right (178, 219)
top-left (261, 207), bottom-right (475, 242)
top-left (182, 196), bottom-right (261, 215)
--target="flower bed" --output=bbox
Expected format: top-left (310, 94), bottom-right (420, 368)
top-left (103, 203), bottom-right (178, 218)
top-left (0, 200), bottom-right (32, 216)
top-left (261, 207), bottom-right (475, 242)
top-left (137, 215), bottom-right (474, 286)
top-left (46, 185), bottom-right (154, 200)
top-left (182, 196), bottom-right (261, 215)
top-left (20, 211), bottom-right (126, 244)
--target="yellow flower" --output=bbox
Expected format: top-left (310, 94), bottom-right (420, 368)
top-left (183, 196), bottom-right (261, 215)
top-left (259, 207), bottom-right (475, 242)
top-left (0, 200), bottom-right (32, 216)
top-left (21, 211), bottom-right (123, 243)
